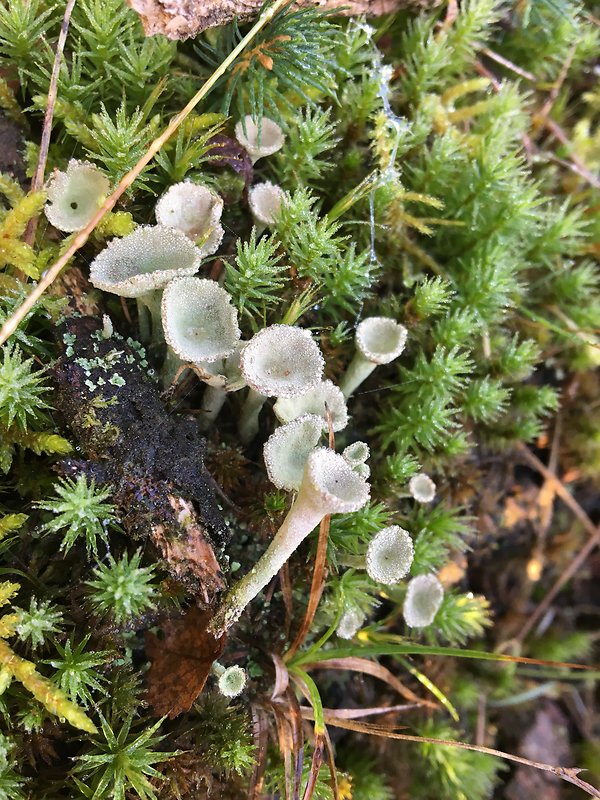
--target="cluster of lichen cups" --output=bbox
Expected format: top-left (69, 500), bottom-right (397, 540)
top-left (44, 119), bottom-right (445, 673)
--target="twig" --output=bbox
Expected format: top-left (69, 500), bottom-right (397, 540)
top-left (23, 0), bottom-right (76, 248)
top-left (517, 443), bottom-right (596, 537)
top-left (300, 708), bottom-right (600, 799)
top-left (537, 44), bottom-right (575, 123)
top-left (516, 443), bottom-right (600, 642)
top-left (519, 520), bottom-right (600, 644)
top-left (542, 117), bottom-right (600, 190)
top-left (480, 47), bottom-right (536, 82)
top-left (0, 0), bottom-right (290, 346)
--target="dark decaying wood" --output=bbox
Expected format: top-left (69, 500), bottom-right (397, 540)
top-left (52, 316), bottom-right (227, 601)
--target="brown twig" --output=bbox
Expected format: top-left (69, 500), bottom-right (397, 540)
top-left (23, 0), bottom-right (76, 248)
top-left (517, 443), bottom-right (597, 537)
top-left (0, 0), bottom-right (290, 346)
top-left (480, 47), bottom-right (536, 82)
top-left (299, 709), bottom-right (600, 799)
top-left (516, 443), bottom-right (600, 643)
top-left (541, 117), bottom-right (600, 190)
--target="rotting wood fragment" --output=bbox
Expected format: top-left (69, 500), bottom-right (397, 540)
top-left (126, 0), bottom-right (433, 40)
top-left (52, 316), bottom-right (228, 600)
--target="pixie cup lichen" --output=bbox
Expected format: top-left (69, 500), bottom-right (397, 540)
top-left (238, 324), bottom-right (325, 443)
top-left (45, 159), bottom-right (109, 232)
top-left (162, 277), bottom-right (240, 365)
top-left (366, 525), bottom-right (414, 585)
top-left (403, 574), bottom-right (444, 628)
top-left (342, 441), bottom-right (370, 466)
top-left (248, 182), bottom-right (286, 234)
top-left (274, 379), bottom-right (348, 432)
top-left (211, 448), bottom-right (370, 636)
top-left (340, 317), bottom-right (408, 398)
top-left (198, 342), bottom-right (246, 430)
top-left (234, 115), bottom-right (285, 164)
top-left (212, 663), bottom-right (247, 699)
top-left (408, 472), bottom-right (436, 503)
top-left (263, 413), bottom-right (324, 491)
top-left (155, 182), bottom-right (224, 256)
top-left (89, 225), bottom-right (202, 342)
top-left (336, 606), bottom-right (366, 640)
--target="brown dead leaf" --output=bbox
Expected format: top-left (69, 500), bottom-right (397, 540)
top-left (126, 0), bottom-right (431, 40)
top-left (145, 606), bottom-right (226, 718)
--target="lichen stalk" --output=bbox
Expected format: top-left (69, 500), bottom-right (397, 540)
top-left (200, 384), bottom-right (228, 429)
top-left (210, 482), bottom-right (325, 636)
top-left (339, 352), bottom-right (376, 398)
top-left (238, 387), bottom-right (267, 444)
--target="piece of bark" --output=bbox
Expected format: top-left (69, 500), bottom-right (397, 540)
top-left (52, 316), bottom-right (227, 599)
top-left (145, 606), bottom-right (225, 717)
top-left (127, 0), bottom-right (432, 40)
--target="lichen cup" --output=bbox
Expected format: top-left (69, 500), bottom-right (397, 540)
top-left (89, 225), bottom-right (202, 343)
top-left (238, 324), bottom-right (325, 444)
top-left (340, 317), bottom-right (408, 398)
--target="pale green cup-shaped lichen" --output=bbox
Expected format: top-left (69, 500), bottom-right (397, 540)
top-left (340, 317), bottom-right (408, 398)
top-left (211, 448), bottom-right (370, 636)
top-left (89, 225), bottom-right (202, 343)
top-left (212, 663), bottom-right (247, 698)
top-left (238, 324), bottom-right (325, 444)
top-left (342, 441), bottom-right (370, 466)
top-left (263, 413), bottom-right (324, 491)
top-left (403, 574), bottom-right (444, 628)
top-left (162, 277), bottom-right (241, 365)
top-left (366, 525), bottom-right (414, 585)
top-left (155, 182), bottom-right (224, 256)
top-left (336, 606), bottom-right (366, 640)
top-left (274, 379), bottom-right (348, 432)
top-left (408, 472), bottom-right (436, 503)
top-left (235, 115), bottom-right (285, 164)
top-left (45, 159), bottom-right (109, 232)
top-left (248, 181), bottom-right (286, 234)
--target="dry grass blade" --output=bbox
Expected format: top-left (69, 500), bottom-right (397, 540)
top-left (301, 656), bottom-right (437, 709)
top-left (284, 686), bottom-right (306, 800)
top-left (270, 702), bottom-right (295, 800)
top-left (271, 653), bottom-right (290, 700)
top-left (316, 704), bottom-right (417, 718)
top-left (299, 709), bottom-right (600, 799)
top-left (322, 727), bottom-right (339, 800)
top-left (302, 735), bottom-right (324, 800)
top-left (286, 514), bottom-right (330, 658)
top-left (0, 0), bottom-right (290, 346)
top-left (24, 0), bottom-right (76, 247)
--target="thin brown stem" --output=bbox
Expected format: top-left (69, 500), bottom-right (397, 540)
top-left (23, 0), bottom-right (76, 248)
top-left (300, 709), bottom-right (600, 799)
top-left (0, 0), bottom-right (290, 346)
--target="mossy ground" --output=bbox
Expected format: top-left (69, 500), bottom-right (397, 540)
top-left (0, 0), bottom-right (599, 798)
